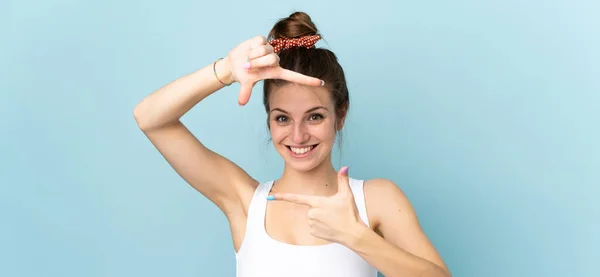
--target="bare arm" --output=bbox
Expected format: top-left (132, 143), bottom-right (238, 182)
top-left (133, 36), bottom-right (323, 215)
top-left (133, 56), bottom-right (258, 213)
top-left (133, 57), bottom-right (233, 132)
top-left (348, 179), bottom-right (451, 277)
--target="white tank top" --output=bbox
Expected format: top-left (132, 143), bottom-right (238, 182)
top-left (235, 178), bottom-right (378, 277)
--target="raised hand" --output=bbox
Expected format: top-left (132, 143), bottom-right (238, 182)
top-left (225, 35), bottom-right (324, 106)
top-left (268, 167), bottom-right (367, 245)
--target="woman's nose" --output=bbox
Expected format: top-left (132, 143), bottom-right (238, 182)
top-left (291, 122), bottom-right (310, 144)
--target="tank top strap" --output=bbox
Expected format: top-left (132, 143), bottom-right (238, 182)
top-left (243, 181), bottom-right (274, 236)
top-left (348, 178), bottom-right (371, 228)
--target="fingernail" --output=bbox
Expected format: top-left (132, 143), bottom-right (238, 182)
top-left (341, 166), bottom-right (349, 175)
top-left (320, 80), bottom-right (325, 86)
top-left (266, 195), bottom-right (275, 201)
top-left (243, 62), bottom-right (251, 69)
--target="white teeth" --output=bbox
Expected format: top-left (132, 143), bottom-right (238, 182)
top-left (290, 146), bottom-right (314, 154)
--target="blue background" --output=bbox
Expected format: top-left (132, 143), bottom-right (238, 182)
top-left (1, 0), bottom-right (598, 276)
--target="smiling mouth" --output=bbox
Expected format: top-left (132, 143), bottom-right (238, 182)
top-left (286, 144), bottom-right (319, 156)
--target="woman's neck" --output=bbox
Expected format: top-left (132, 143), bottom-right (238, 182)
top-left (274, 159), bottom-right (340, 196)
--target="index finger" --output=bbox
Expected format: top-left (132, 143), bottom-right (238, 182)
top-left (248, 35), bottom-right (268, 49)
top-left (267, 193), bottom-right (318, 206)
top-left (275, 68), bottom-right (325, 87)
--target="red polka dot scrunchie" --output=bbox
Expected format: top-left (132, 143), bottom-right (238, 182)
top-left (269, 34), bottom-right (322, 53)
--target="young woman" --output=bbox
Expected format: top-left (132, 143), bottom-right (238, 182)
top-left (133, 11), bottom-right (451, 277)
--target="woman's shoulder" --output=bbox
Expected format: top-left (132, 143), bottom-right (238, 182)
top-left (361, 178), bottom-right (416, 229)
top-left (362, 178), bottom-right (407, 198)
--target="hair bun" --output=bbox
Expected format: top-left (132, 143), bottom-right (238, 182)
top-left (268, 11), bottom-right (319, 40)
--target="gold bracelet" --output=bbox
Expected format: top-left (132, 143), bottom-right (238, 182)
top-left (213, 58), bottom-right (230, 86)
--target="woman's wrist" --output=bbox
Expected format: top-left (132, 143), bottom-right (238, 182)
top-left (341, 221), bottom-right (371, 249)
top-left (214, 56), bottom-right (235, 86)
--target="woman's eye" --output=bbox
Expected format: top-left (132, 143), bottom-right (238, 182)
top-left (275, 115), bottom-right (289, 122)
top-left (309, 114), bottom-right (324, 121)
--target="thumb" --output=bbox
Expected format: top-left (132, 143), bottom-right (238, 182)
top-left (238, 81), bottom-right (254, 106)
top-left (336, 166), bottom-right (351, 195)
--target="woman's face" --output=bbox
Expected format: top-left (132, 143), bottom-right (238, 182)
top-left (267, 84), bottom-right (341, 172)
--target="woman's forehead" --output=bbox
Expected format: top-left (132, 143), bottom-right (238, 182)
top-left (269, 84), bottom-right (332, 108)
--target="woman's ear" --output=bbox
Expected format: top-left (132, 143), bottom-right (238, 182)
top-left (335, 102), bottom-right (349, 131)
